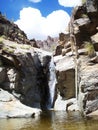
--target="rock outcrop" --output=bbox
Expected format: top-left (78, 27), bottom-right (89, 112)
top-left (60, 0), bottom-right (98, 116)
top-left (0, 88), bottom-right (40, 118)
top-left (0, 38), bottom-right (54, 118)
top-left (0, 13), bottom-right (58, 118)
top-left (0, 13), bottom-right (29, 44)
top-left (54, 0), bottom-right (98, 116)
top-left (54, 55), bottom-right (75, 99)
top-left (54, 33), bottom-right (70, 56)
top-left (69, 0), bottom-right (98, 116)
top-left (0, 13), bottom-right (39, 47)
top-left (78, 55), bottom-right (98, 115)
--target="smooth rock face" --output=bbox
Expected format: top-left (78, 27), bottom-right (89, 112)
top-left (54, 55), bottom-right (75, 99)
top-left (54, 94), bottom-right (79, 111)
top-left (0, 89), bottom-right (41, 118)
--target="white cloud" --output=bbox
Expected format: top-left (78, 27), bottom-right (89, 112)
top-left (15, 7), bottom-right (70, 40)
top-left (58, 0), bottom-right (82, 7)
top-left (29, 0), bottom-right (41, 3)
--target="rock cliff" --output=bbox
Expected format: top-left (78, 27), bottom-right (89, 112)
top-left (70, 0), bottom-right (98, 116)
top-left (54, 0), bottom-right (98, 116)
top-left (0, 13), bottom-right (57, 117)
top-left (0, 37), bottom-right (54, 117)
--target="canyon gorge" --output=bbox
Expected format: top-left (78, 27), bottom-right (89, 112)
top-left (0, 0), bottom-right (98, 118)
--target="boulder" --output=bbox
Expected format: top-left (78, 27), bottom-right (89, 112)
top-left (0, 89), bottom-right (41, 118)
top-left (54, 55), bottom-right (75, 99)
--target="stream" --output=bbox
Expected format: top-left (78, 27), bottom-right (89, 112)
top-left (0, 111), bottom-right (98, 130)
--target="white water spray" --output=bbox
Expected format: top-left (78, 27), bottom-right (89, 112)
top-left (48, 57), bottom-right (57, 109)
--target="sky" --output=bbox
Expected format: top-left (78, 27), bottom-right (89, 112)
top-left (0, 0), bottom-right (82, 40)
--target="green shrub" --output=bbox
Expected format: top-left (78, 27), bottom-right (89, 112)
top-left (3, 47), bottom-right (14, 53)
top-left (20, 45), bottom-right (30, 50)
top-left (82, 0), bottom-right (86, 4)
top-left (1, 35), bottom-right (7, 39)
top-left (81, 14), bottom-right (88, 18)
top-left (84, 42), bottom-right (95, 57)
top-left (0, 37), bottom-right (3, 44)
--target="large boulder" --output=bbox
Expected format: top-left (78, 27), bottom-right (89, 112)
top-left (0, 88), bottom-right (41, 118)
top-left (54, 55), bottom-right (75, 99)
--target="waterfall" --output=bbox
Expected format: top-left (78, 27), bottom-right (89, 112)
top-left (47, 56), bottom-right (57, 109)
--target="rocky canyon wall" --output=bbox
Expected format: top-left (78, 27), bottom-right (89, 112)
top-left (54, 0), bottom-right (98, 116)
top-left (0, 38), bottom-right (55, 117)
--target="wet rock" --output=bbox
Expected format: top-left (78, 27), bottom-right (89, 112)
top-left (0, 67), bottom-right (6, 83)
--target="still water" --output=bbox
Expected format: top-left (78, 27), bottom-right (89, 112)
top-left (0, 111), bottom-right (98, 130)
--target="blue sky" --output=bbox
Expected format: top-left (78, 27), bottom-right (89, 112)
top-left (0, 0), bottom-right (81, 40)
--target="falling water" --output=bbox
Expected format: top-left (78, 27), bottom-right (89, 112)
top-left (47, 57), bottom-right (57, 109)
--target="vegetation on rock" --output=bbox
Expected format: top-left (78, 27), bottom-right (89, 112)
top-left (0, 37), bottom-right (3, 44)
top-left (82, 0), bottom-right (86, 4)
top-left (84, 41), bottom-right (96, 57)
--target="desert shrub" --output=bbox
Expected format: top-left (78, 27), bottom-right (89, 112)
top-left (0, 37), bottom-right (3, 44)
top-left (82, 0), bottom-right (86, 4)
top-left (84, 42), bottom-right (96, 57)
top-left (3, 47), bottom-right (14, 53)
top-left (20, 45), bottom-right (30, 50)
top-left (81, 14), bottom-right (88, 18)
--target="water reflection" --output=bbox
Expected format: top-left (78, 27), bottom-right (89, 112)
top-left (0, 111), bottom-right (98, 130)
